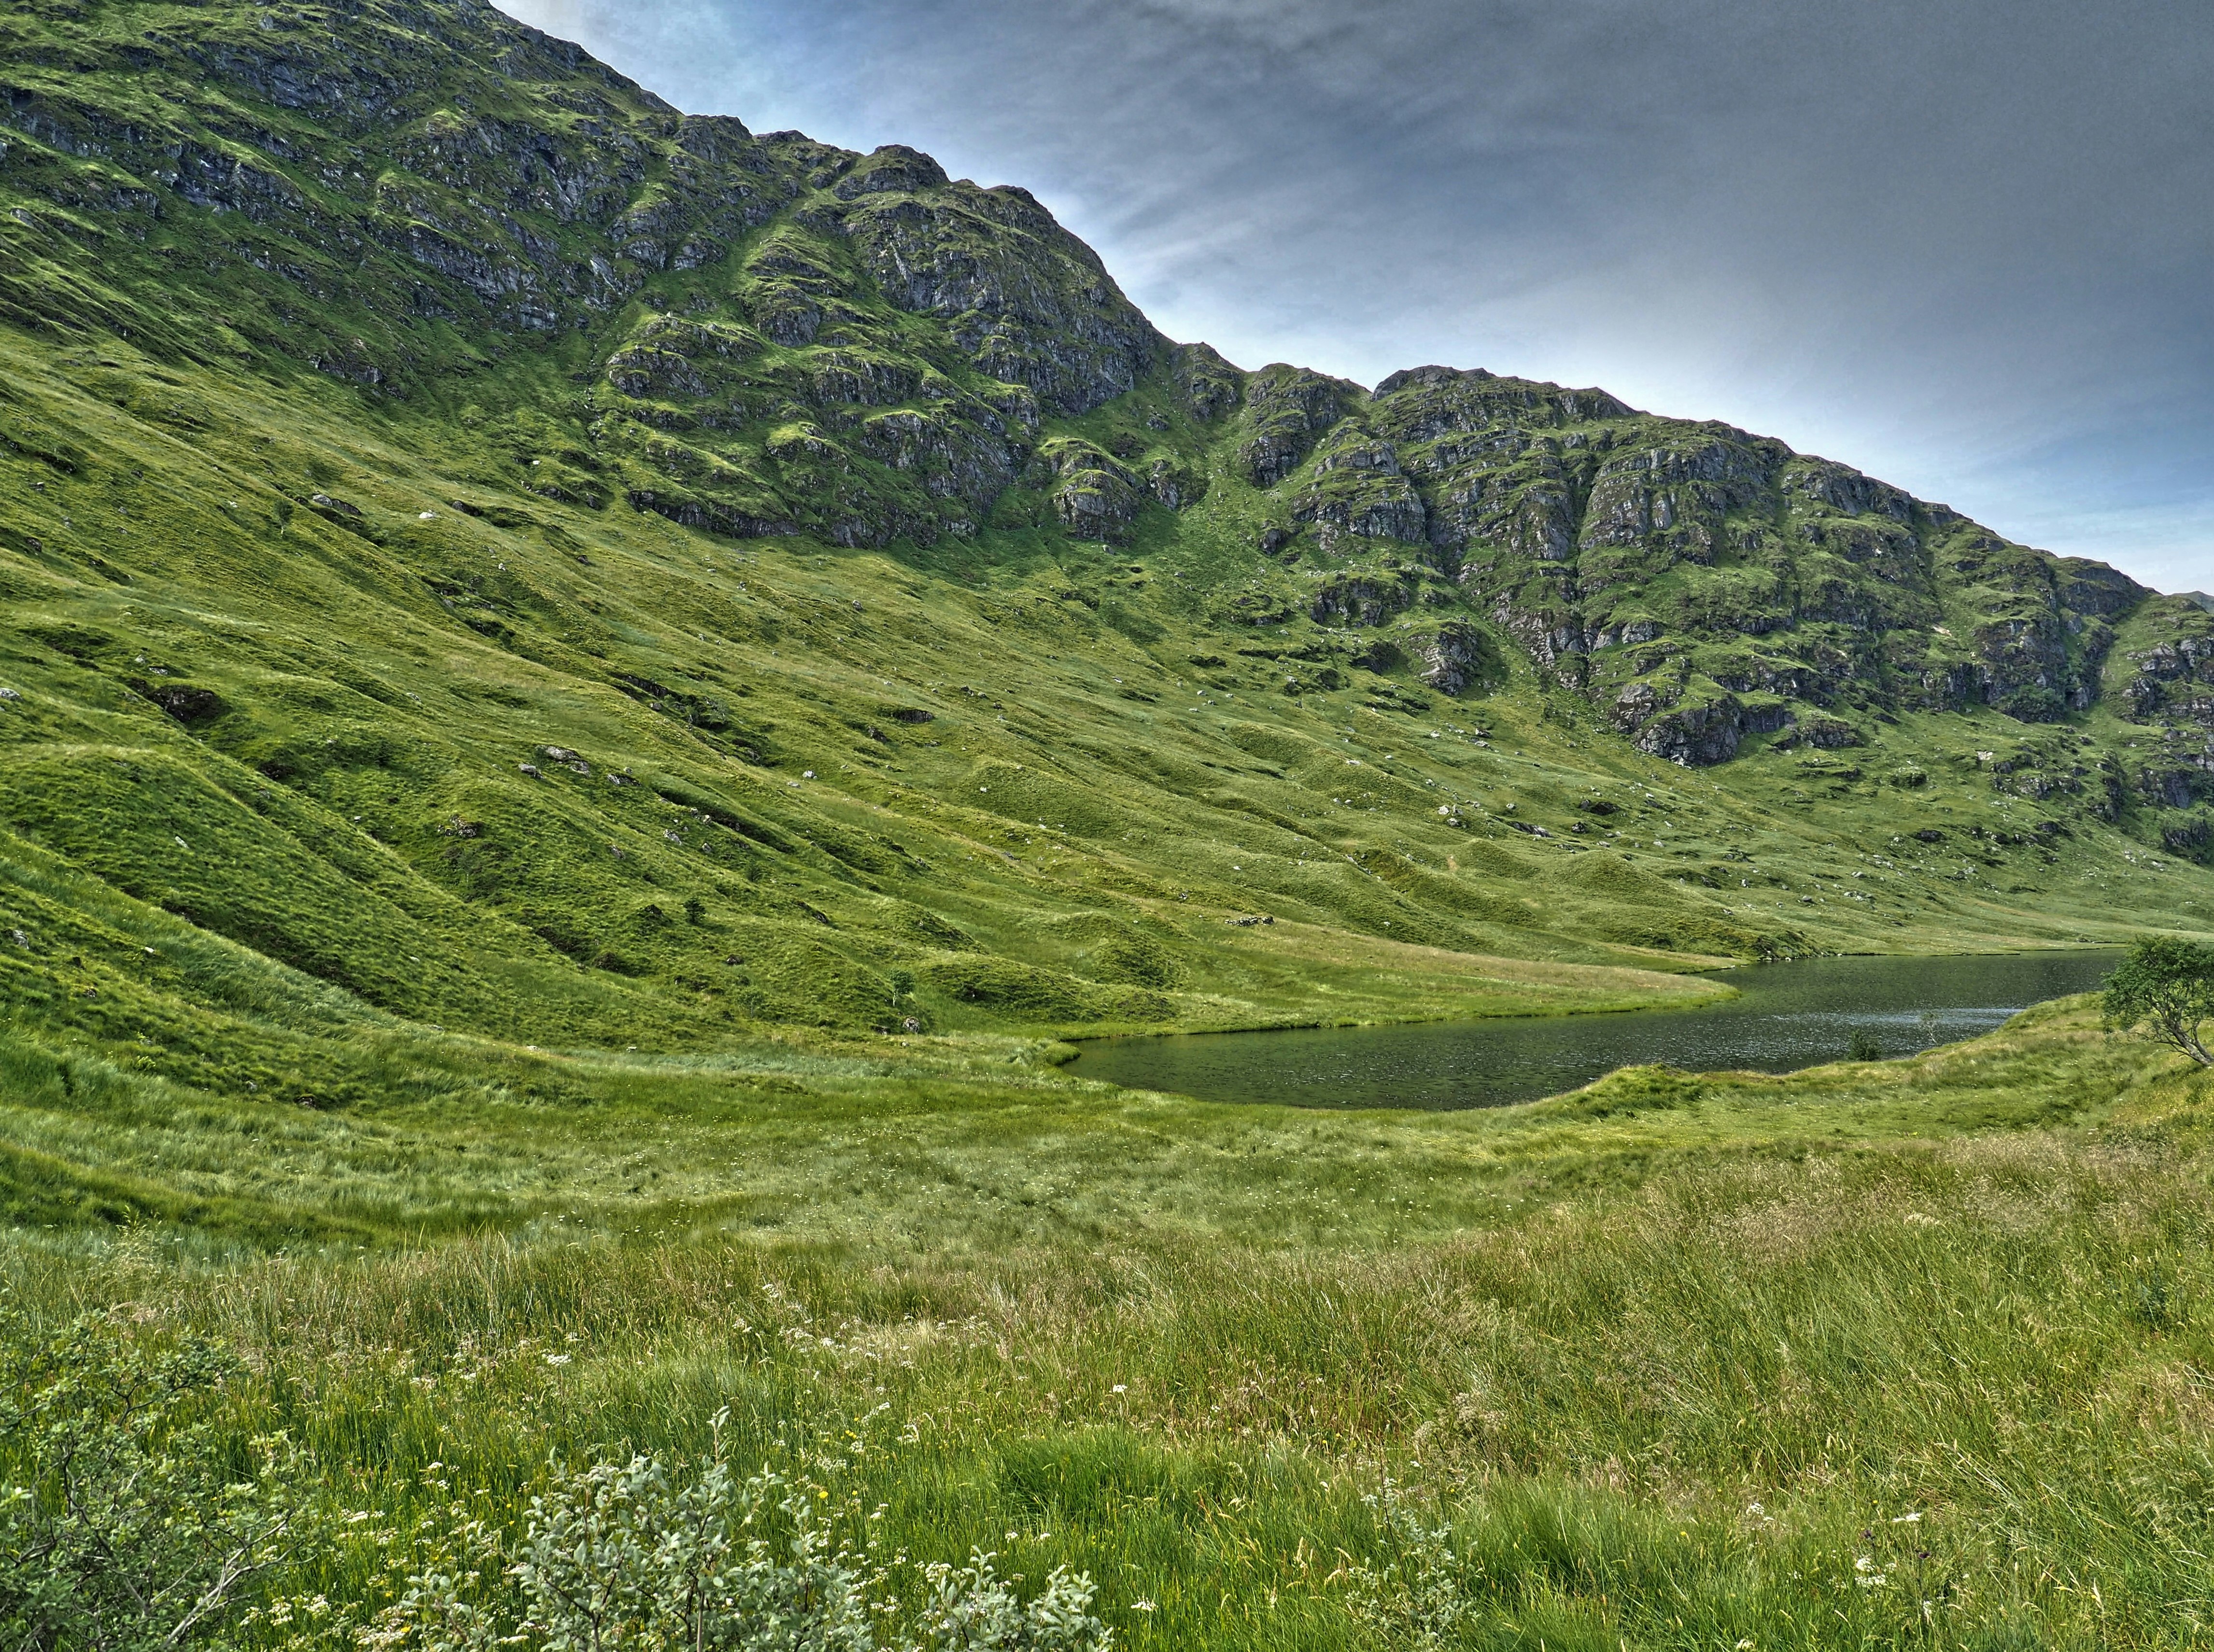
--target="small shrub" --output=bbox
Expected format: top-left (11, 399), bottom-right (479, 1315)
top-left (0, 1313), bottom-right (326, 1652)
top-left (914, 1551), bottom-right (1110, 1652)
top-left (1848, 1028), bottom-right (1884, 1061)
top-left (380, 1414), bottom-right (1111, 1652)
top-left (1344, 1480), bottom-right (1476, 1652)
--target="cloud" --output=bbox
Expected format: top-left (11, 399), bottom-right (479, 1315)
top-left (494, 0), bottom-right (2214, 590)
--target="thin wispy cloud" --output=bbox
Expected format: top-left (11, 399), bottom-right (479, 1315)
top-left (497, 0), bottom-right (2214, 591)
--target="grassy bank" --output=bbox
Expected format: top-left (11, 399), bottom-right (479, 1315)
top-left (4, 994), bottom-right (2211, 1648)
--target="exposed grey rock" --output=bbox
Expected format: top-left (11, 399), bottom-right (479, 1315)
top-left (1310, 574), bottom-right (1415, 627)
top-left (1039, 440), bottom-right (1139, 541)
top-left (828, 181), bottom-right (1165, 417)
top-left (1294, 425), bottom-right (1427, 544)
top-left (831, 143), bottom-right (949, 200)
top-left (1612, 681), bottom-right (1790, 766)
top-left (132, 680), bottom-right (226, 723)
top-left (1416, 622), bottom-right (1490, 696)
top-left (1175, 343), bottom-right (1243, 421)
top-left (1148, 457), bottom-right (1201, 510)
top-left (1239, 365), bottom-right (1358, 488)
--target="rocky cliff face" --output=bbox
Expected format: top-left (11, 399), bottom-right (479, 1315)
top-left (1191, 359), bottom-right (2211, 839)
top-left (2, 0), bottom-right (2208, 859)
top-left (0, 0), bottom-right (1163, 551)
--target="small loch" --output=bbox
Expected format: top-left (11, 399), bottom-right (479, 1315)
top-left (1074, 950), bottom-right (2124, 1110)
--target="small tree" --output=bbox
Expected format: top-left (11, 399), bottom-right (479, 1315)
top-left (2104, 937), bottom-right (2214, 1067)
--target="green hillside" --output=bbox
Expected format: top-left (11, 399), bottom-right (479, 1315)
top-left (3, 2), bottom-right (2214, 1647)
top-left (1, 0), bottom-right (2211, 1064)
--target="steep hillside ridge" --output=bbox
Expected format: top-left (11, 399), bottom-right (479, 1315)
top-left (0, 0), bottom-right (2209, 1063)
top-left (1282, 366), bottom-right (2212, 784)
top-left (0, 0), bottom-right (1165, 552)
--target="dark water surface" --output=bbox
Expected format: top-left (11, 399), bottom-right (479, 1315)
top-left (1074, 950), bottom-right (2123, 1111)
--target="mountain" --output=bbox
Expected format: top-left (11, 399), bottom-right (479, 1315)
top-left (1, 0), bottom-right (2212, 1055)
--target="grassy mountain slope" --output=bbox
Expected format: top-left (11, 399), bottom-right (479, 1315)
top-left (1, 0), bottom-right (2211, 1064)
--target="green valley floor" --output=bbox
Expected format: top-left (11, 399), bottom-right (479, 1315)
top-left (3, 991), bottom-right (2212, 1650)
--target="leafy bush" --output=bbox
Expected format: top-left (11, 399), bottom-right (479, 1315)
top-left (1343, 1480), bottom-right (1475, 1652)
top-left (912, 1552), bottom-right (1110, 1652)
top-left (0, 1313), bottom-right (1109, 1652)
top-left (0, 1314), bottom-right (324, 1652)
top-left (378, 1413), bottom-right (1111, 1652)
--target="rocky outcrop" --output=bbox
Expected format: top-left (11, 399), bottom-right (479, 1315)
top-left (0, 0), bottom-right (1161, 555)
top-left (2118, 602), bottom-right (2214, 723)
top-left (1370, 365), bottom-right (1631, 436)
top-left (1310, 574), bottom-right (1417, 628)
top-left (3, 0), bottom-right (2197, 821)
top-left (1612, 683), bottom-right (1790, 766)
top-left (1293, 427), bottom-right (1427, 544)
top-left (1238, 366), bottom-right (1359, 488)
top-left (1175, 344), bottom-right (1243, 422)
top-left (1205, 363), bottom-right (2174, 765)
top-left (1039, 440), bottom-right (1140, 541)
top-left (1147, 458), bottom-right (1202, 510)
top-left (1786, 714), bottom-right (1862, 749)
top-left (1416, 622), bottom-right (1491, 696)
top-left (823, 174), bottom-right (1165, 417)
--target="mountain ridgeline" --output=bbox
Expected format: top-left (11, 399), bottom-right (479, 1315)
top-left (0, 0), bottom-right (2211, 1051)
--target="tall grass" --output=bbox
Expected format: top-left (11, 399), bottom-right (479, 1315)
top-left (4, 1016), bottom-right (2211, 1647)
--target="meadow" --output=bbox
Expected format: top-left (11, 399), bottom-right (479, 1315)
top-left (5, 989), bottom-right (2212, 1650)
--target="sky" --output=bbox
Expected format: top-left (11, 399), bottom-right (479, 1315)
top-left (495, 0), bottom-right (2214, 594)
